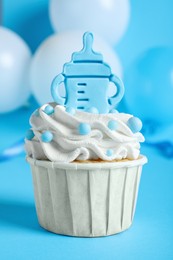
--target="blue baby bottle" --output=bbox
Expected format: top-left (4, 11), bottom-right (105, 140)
top-left (51, 32), bottom-right (124, 113)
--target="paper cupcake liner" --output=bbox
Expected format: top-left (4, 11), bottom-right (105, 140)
top-left (27, 156), bottom-right (147, 237)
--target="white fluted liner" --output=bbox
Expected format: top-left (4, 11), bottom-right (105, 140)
top-left (27, 156), bottom-right (147, 237)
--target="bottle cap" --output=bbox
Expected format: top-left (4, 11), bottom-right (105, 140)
top-left (63, 32), bottom-right (112, 77)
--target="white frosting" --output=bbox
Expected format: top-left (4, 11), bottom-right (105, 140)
top-left (25, 103), bottom-right (144, 162)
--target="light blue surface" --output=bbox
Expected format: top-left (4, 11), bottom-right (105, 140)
top-left (51, 32), bottom-right (124, 113)
top-left (1, 101), bottom-right (172, 260)
top-left (1, 0), bottom-right (173, 259)
top-left (0, 140), bottom-right (173, 259)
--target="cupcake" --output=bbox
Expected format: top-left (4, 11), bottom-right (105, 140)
top-left (25, 32), bottom-right (147, 237)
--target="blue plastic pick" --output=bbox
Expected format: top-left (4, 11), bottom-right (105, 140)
top-left (51, 32), bottom-right (124, 113)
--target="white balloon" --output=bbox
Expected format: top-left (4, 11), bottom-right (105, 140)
top-left (30, 30), bottom-right (122, 105)
top-left (0, 27), bottom-right (32, 113)
top-left (49, 0), bottom-right (130, 45)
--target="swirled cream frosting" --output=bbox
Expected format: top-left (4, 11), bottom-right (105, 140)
top-left (25, 103), bottom-right (144, 163)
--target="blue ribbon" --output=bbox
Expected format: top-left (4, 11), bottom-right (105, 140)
top-left (0, 139), bottom-right (25, 162)
top-left (141, 121), bottom-right (173, 158)
top-left (145, 141), bottom-right (173, 158)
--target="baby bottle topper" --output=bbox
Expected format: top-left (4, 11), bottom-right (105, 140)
top-left (51, 32), bottom-right (124, 113)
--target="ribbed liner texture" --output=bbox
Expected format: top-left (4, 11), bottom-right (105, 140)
top-left (27, 156), bottom-right (147, 237)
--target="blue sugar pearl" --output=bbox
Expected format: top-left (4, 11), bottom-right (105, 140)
top-left (86, 107), bottom-right (99, 114)
top-left (41, 131), bottom-right (53, 143)
top-left (44, 105), bottom-right (54, 115)
top-left (109, 109), bottom-right (118, 114)
top-left (106, 149), bottom-right (113, 157)
top-left (127, 117), bottom-right (143, 133)
top-left (26, 129), bottom-right (35, 140)
top-left (66, 107), bottom-right (76, 115)
top-left (108, 120), bottom-right (118, 130)
top-left (78, 123), bottom-right (91, 135)
top-left (34, 109), bottom-right (39, 117)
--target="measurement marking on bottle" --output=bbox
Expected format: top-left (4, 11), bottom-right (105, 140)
top-left (77, 90), bottom-right (85, 94)
top-left (77, 107), bottom-right (85, 109)
top-left (77, 98), bottom-right (89, 102)
top-left (77, 83), bottom-right (87, 86)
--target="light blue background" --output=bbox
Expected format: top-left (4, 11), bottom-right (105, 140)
top-left (1, 0), bottom-right (173, 259)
